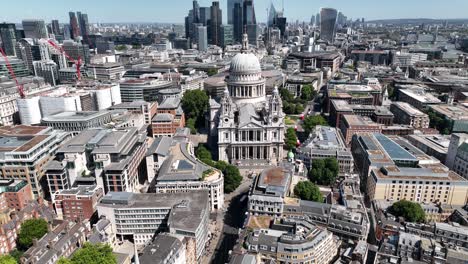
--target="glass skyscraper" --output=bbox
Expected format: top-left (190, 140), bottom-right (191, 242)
top-left (320, 8), bottom-right (338, 43)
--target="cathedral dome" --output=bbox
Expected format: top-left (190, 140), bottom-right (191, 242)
top-left (229, 53), bottom-right (261, 74)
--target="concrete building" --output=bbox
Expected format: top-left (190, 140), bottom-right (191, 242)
top-left (248, 164), bottom-right (293, 216)
top-left (407, 134), bottom-right (449, 163)
top-left (87, 62), bottom-right (125, 81)
top-left (41, 111), bottom-right (113, 134)
top-left (429, 104), bottom-right (468, 133)
top-left (0, 125), bottom-right (69, 197)
top-left (197, 26), bottom-right (207, 51)
top-left (119, 79), bottom-right (173, 103)
top-left (108, 101), bottom-right (158, 125)
top-left (53, 185), bottom-right (104, 221)
top-left (297, 126), bottom-right (354, 174)
top-left (45, 127), bottom-right (147, 194)
top-left (245, 217), bottom-right (338, 264)
top-left (397, 86), bottom-right (441, 110)
top-left (97, 191), bottom-right (210, 259)
top-left (151, 128), bottom-right (224, 210)
top-left (21, 19), bottom-right (47, 39)
top-left (390, 102), bottom-right (429, 128)
top-left (340, 115), bottom-right (382, 145)
top-left (140, 233), bottom-right (189, 264)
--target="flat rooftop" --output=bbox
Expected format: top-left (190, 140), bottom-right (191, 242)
top-left (391, 101), bottom-right (426, 116)
top-left (399, 88), bottom-right (441, 104)
top-left (430, 104), bottom-right (468, 120)
top-left (42, 111), bottom-right (111, 122)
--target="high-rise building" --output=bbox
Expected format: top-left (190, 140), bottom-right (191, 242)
top-left (210, 1), bottom-right (222, 46)
top-left (199, 7), bottom-right (211, 26)
top-left (0, 23), bottom-right (17, 56)
top-left (22, 19), bottom-right (48, 39)
top-left (51, 20), bottom-right (60, 36)
top-left (233, 2), bottom-right (244, 42)
top-left (68, 12), bottom-right (80, 40)
top-left (197, 26), bottom-right (207, 51)
top-left (192, 0), bottom-right (200, 24)
top-left (220, 24), bottom-right (234, 47)
top-left (227, 0), bottom-right (242, 25)
top-left (77, 12), bottom-right (90, 44)
top-left (320, 8), bottom-right (338, 43)
top-left (243, 0), bottom-right (256, 25)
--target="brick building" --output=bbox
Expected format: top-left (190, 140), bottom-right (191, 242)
top-left (53, 185), bottom-right (103, 221)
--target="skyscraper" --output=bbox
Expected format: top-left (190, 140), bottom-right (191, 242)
top-left (243, 0), bottom-right (256, 25)
top-left (220, 24), bottom-right (234, 47)
top-left (320, 8), bottom-right (338, 43)
top-left (233, 2), bottom-right (243, 42)
top-left (197, 26), bottom-right (207, 51)
top-left (0, 23), bottom-right (17, 56)
top-left (210, 1), bottom-right (222, 46)
top-left (77, 12), bottom-right (90, 44)
top-left (199, 7), bottom-right (211, 26)
top-left (22, 19), bottom-right (48, 39)
top-left (51, 20), bottom-right (60, 36)
top-left (192, 0), bottom-right (200, 24)
top-left (69, 12), bottom-right (80, 40)
top-left (227, 0), bottom-right (242, 25)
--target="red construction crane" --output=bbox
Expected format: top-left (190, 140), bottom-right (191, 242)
top-left (46, 40), bottom-right (82, 81)
top-left (0, 47), bottom-right (25, 98)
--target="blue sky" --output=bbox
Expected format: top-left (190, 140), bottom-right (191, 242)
top-left (4, 0), bottom-right (468, 24)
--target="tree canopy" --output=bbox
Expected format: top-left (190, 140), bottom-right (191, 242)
top-left (17, 219), bottom-right (48, 250)
top-left (294, 181), bottom-right (323, 202)
top-left (195, 146), bottom-right (242, 193)
top-left (301, 85), bottom-right (316, 101)
top-left (0, 255), bottom-right (16, 264)
top-left (207, 69), bottom-right (218, 76)
top-left (181, 90), bottom-right (209, 131)
top-left (58, 243), bottom-right (116, 264)
top-left (308, 158), bottom-right (339, 185)
top-left (426, 108), bottom-right (451, 135)
top-left (302, 115), bottom-right (327, 136)
top-left (389, 200), bottom-right (426, 223)
top-left (285, 127), bottom-right (298, 150)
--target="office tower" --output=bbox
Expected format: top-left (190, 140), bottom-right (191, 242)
top-left (192, 0), bottom-right (200, 24)
top-left (77, 12), bottom-right (90, 43)
top-left (220, 24), bottom-right (233, 47)
top-left (185, 12), bottom-right (193, 39)
top-left (22, 19), bottom-right (48, 39)
top-left (233, 2), bottom-right (243, 42)
top-left (69, 12), bottom-right (80, 39)
top-left (243, 0), bottom-right (256, 25)
top-left (0, 23), bottom-right (17, 56)
top-left (197, 26), bottom-right (207, 51)
top-left (315, 13), bottom-right (321, 27)
top-left (199, 7), bottom-right (211, 26)
top-left (63, 25), bottom-right (71, 40)
top-left (320, 8), bottom-right (338, 43)
top-left (210, 1), bottom-right (222, 46)
top-left (227, 0), bottom-right (242, 25)
top-left (267, 2), bottom-right (277, 27)
top-left (51, 20), bottom-right (60, 36)
top-left (311, 15), bottom-right (315, 26)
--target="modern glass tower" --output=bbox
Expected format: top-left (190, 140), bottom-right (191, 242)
top-left (210, 1), bottom-right (222, 46)
top-left (0, 23), bottom-right (17, 56)
top-left (320, 8), bottom-right (338, 43)
top-left (227, 0), bottom-right (243, 25)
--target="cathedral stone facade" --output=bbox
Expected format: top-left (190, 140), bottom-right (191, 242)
top-left (209, 34), bottom-right (285, 165)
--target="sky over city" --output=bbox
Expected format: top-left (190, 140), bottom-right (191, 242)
top-left (4, 0), bottom-right (468, 23)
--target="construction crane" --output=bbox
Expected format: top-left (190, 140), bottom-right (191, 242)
top-left (46, 40), bottom-right (82, 81)
top-left (0, 47), bottom-right (25, 98)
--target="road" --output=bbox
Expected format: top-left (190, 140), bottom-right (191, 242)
top-left (202, 176), bottom-right (253, 264)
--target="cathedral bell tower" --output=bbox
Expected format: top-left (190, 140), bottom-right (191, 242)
top-left (269, 86), bottom-right (283, 124)
top-left (220, 87), bottom-right (234, 124)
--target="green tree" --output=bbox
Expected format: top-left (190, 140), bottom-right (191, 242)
top-left (389, 200), bottom-right (426, 223)
top-left (195, 145), bottom-right (212, 163)
top-left (17, 219), bottom-right (48, 250)
top-left (295, 104), bottom-right (305, 114)
top-left (207, 69), bottom-right (218, 76)
top-left (224, 164), bottom-right (242, 193)
top-left (0, 255), bottom-right (16, 264)
top-left (181, 90), bottom-right (209, 130)
top-left (61, 243), bottom-right (116, 264)
top-left (301, 85), bottom-right (315, 101)
top-left (186, 118), bottom-right (197, 134)
top-left (285, 127), bottom-right (298, 150)
top-left (131, 43), bottom-right (142, 49)
top-left (114, 45), bottom-right (127, 51)
top-left (302, 115), bottom-right (327, 136)
top-left (280, 88), bottom-right (294, 102)
top-left (308, 157), bottom-right (339, 185)
top-left (294, 181), bottom-right (323, 202)
top-left (9, 250), bottom-right (22, 263)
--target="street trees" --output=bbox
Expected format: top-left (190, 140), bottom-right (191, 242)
top-left (181, 90), bottom-right (209, 132)
top-left (294, 181), bottom-right (323, 202)
top-left (389, 200), bottom-right (426, 223)
top-left (302, 115), bottom-right (327, 136)
top-left (0, 255), bottom-right (16, 264)
top-left (285, 127), bottom-right (298, 150)
top-left (308, 158), bottom-right (339, 185)
top-left (17, 219), bottom-right (48, 250)
top-left (301, 84), bottom-right (316, 101)
top-left (57, 243), bottom-right (116, 264)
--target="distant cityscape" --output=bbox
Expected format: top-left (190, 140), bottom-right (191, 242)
top-left (1, 1), bottom-right (468, 264)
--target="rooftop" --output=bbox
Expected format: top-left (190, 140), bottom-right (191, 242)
top-left (139, 234), bottom-right (183, 264)
top-left (430, 104), bottom-right (468, 120)
top-left (391, 102), bottom-right (427, 116)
